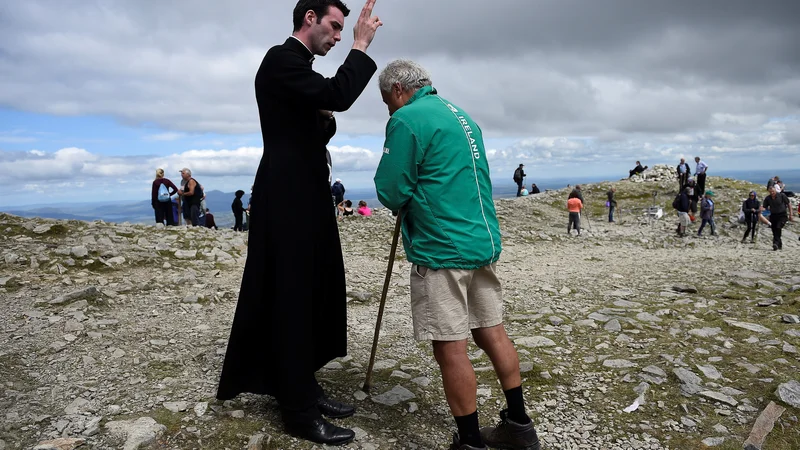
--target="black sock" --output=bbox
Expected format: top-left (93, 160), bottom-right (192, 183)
top-left (454, 411), bottom-right (483, 447)
top-left (504, 386), bottom-right (531, 424)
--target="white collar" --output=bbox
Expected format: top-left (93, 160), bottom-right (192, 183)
top-left (289, 36), bottom-right (315, 63)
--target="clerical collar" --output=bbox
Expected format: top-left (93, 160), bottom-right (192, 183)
top-left (289, 36), bottom-right (315, 63)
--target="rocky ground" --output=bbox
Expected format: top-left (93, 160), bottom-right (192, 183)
top-left (1, 174), bottom-right (799, 450)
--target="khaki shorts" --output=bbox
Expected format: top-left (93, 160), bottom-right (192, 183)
top-left (409, 263), bottom-right (504, 341)
top-left (678, 212), bottom-right (690, 227)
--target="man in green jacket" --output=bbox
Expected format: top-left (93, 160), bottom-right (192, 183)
top-left (373, 59), bottom-right (540, 450)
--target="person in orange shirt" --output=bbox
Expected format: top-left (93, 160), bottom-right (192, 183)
top-left (567, 191), bottom-right (583, 235)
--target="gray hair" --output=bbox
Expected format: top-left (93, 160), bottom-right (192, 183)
top-left (378, 59), bottom-right (432, 93)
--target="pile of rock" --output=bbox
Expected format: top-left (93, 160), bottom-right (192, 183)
top-left (629, 164), bottom-right (677, 183)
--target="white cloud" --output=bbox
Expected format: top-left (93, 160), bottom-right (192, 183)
top-left (144, 132), bottom-right (185, 141)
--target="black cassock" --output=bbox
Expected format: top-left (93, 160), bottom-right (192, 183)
top-left (217, 38), bottom-right (377, 415)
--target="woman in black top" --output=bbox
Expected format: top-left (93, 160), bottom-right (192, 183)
top-left (741, 191), bottom-right (759, 243)
top-left (337, 200), bottom-right (354, 218)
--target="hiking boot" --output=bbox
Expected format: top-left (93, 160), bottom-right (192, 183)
top-left (480, 409), bottom-right (540, 450)
top-left (448, 433), bottom-right (487, 450)
top-left (741, 237), bottom-right (747, 244)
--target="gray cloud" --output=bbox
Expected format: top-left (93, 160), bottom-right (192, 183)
top-left (0, 0), bottom-right (798, 173)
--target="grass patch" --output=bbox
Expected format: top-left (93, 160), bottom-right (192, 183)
top-left (0, 353), bottom-right (35, 393)
top-left (145, 360), bottom-right (183, 380)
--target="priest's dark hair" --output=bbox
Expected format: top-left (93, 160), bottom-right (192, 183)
top-left (293, 0), bottom-right (351, 32)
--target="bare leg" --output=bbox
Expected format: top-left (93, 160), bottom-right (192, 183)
top-left (432, 339), bottom-right (476, 417)
top-left (472, 324), bottom-right (521, 390)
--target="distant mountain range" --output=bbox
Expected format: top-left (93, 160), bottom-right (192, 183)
top-left (1, 190), bottom-right (250, 228)
top-left (1, 169), bottom-right (796, 226)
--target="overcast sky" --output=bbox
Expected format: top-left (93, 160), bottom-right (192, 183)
top-left (1, 0), bottom-right (799, 207)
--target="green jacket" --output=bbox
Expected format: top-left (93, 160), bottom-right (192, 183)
top-left (374, 86), bottom-right (502, 270)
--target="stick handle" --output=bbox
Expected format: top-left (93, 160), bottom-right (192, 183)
top-left (363, 214), bottom-right (402, 393)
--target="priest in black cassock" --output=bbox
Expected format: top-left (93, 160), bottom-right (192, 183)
top-left (216, 0), bottom-right (382, 446)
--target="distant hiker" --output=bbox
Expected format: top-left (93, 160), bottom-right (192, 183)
top-left (772, 176), bottom-right (795, 197)
top-left (686, 177), bottom-right (698, 218)
top-left (676, 158), bottom-right (690, 190)
top-left (675, 187), bottom-right (691, 237)
top-left (570, 185), bottom-right (584, 232)
top-left (531, 183), bottom-right (540, 194)
top-left (513, 164), bottom-right (526, 197)
top-left (204, 208), bottom-right (218, 230)
top-left (567, 191), bottom-right (583, 235)
top-left (741, 191), bottom-right (760, 243)
top-left (232, 190), bottom-right (245, 231)
top-left (356, 200), bottom-right (371, 216)
top-left (177, 168), bottom-right (204, 226)
top-left (245, 185), bottom-right (252, 231)
top-left (697, 191), bottom-right (716, 236)
top-left (694, 157), bottom-right (708, 196)
top-left (767, 176), bottom-right (776, 190)
top-left (520, 186), bottom-right (529, 196)
top-left (373, 59), bottom-right (540, 450)
top-left (331, 178), bottom-right (346, 214)
top-left (628, 161), bottom-right (646, 178)
top-left (607, 187), bottom-right (617, 223)
top-left (151, 168), bottom-right (179, 226)
top-left (336, 199), bottom-right (354, 218)
top-left (761, 185), bottom-right (793, 251)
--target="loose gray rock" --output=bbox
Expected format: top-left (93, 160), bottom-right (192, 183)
top-left (782, 314), bottom-right (800, 324)
top-left (603, 359), bottom-right (636, 369)
top-left (696, 364), bottom-right (721, 380)
top-left (724, 320), bottom-right (772, 334)
top-left (604, 319), bottom-right (621, 332)
top-left (673, 368), bottom-right (702, 385)
top-left (757, 297), bottom-right (781, 307)
top-left (163, 401), bottom-right (188, 413)
top-left (411, 376), bottom-right (431, 387)
top-left (672, 284), bottom-right (698, 294)
top-left (49, 287), bottom-right (99, 305)
top-left (71, 246), bottom-right (89, 258)
top-left (698, 390), bottom-right (738, 406)
top-left (775, 380), bottom-right (800, 408)
top-left (371, 385), bottom-right (416, 406)
top-left (372, 359), bottom-right (397, 371)
top-left (64, 397), bottom-right (90, 415)
top-left (104, 417), bottom-right (166, 450)
top-left (688, 327), bottom-right (722, 337)
top-left (514, 336), bottom-right (556, 348)
top-left (174, 250), bottom-right (197, 259)
top-left (246, 433), bottom-right (265, 450)
top-left (636, 312), bottom-right (662, 323)
top-left (701, 437), bottom-right (724, 447)
top-left (642, 366), bottom-right (666, 378)
top-left (193, 402), bottom-right (208, 417)
top-left (33, 438), bottom-right (86, 450)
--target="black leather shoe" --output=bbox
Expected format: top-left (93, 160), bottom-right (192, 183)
top-left (317, 396), bottom-right (356, 419)
top-left (286, 418), bottom-right (355, 446)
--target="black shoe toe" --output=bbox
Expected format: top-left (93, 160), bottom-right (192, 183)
top-left (317, 397), bottom-right (356, 419)
top-left (286, 418), bottom-right (355, 446)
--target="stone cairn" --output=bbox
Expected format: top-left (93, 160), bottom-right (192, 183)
top-left (628, 164), bottom-right (677, 183)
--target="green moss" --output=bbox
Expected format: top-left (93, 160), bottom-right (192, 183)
top-left (145, 360), bottom-right (183, 380)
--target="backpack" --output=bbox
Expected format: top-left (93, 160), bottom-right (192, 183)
top-left (672, 193), bottom-right (682, 210)
top-left (157, 183), bottom-right (170, 202)
top-left (513, 168), bottom-right (522, 182)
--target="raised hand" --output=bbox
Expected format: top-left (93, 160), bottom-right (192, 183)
top-left (352, 0), bottom-right (382, 53)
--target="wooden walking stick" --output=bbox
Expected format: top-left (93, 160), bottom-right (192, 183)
top-left (363, 213), bottom-right (402, 393)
